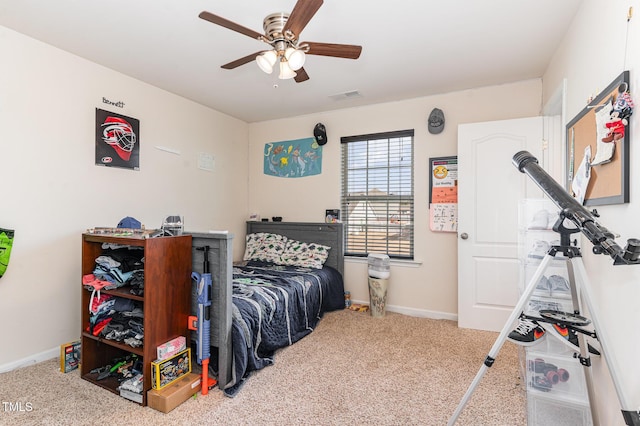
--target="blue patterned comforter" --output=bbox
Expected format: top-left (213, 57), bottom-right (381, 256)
top-left (224, 261), bottom-right (344, 397)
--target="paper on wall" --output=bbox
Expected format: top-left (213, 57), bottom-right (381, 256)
top-left (572, 145), bottom-right (591, 205)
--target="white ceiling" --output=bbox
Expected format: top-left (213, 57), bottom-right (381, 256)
top-left (0, 0), bottom-right (582, 123)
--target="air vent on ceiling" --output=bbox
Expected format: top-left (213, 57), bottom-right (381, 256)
top-left (329, 90), bottom-right (362, 101)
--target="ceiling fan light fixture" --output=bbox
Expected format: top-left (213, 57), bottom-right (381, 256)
top-left (284, 47), bottom-right (305, 71)
top-left (278, 60), bottom-right (297, 80)
top-left (200, 0), bottom-right (362, 83)
top-left (256, 50), bottom-right (278, 74)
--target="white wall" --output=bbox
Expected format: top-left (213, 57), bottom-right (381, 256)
top-left (543, 2), bottom-right (640, 423)
top-left (248, 80), bottom-right (543, 318)
top-left (0, 26), bottom-right (249, 369)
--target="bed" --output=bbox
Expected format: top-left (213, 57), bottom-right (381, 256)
top-left (188, 221), bottom-right (344, 396)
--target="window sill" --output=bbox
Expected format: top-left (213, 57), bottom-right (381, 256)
top-left (345, 256), bottom-right (423, 268)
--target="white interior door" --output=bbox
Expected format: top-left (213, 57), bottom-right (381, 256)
top-left (457, 117), bottom-right (546, 331)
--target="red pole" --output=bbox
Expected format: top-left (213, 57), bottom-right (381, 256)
top-left (201, 359), bottom-right (209, 395)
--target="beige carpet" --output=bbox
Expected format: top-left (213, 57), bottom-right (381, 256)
top-left (0, 310), bottom-right (526, 425)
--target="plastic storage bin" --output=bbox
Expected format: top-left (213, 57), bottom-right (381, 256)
top-left (527, 392), bottom-right (592, 426)
top-left (367, 254), bottom-right (390, 317)
top-left (526, 350), bottom-right (588, 403)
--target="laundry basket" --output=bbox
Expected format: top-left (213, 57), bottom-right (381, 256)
top-left (367, 253), bottom-right (390, 317)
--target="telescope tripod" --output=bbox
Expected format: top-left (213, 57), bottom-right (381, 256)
top-left (448, 220), bottom-right (640, 426)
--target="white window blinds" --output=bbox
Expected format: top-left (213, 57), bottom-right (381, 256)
top-left (341, 129), bottom-right (414, 259)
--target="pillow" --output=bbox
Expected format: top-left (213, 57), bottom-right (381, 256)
top-left (253, 233), bottom-right (288, 264)
top-left (281, 239), bottom-right (331, 269)
top-left (243, 233), bottom-right (266, 261)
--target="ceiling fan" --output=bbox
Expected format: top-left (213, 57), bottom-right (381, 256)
top-left (199, 0), bottom-right (362, 83)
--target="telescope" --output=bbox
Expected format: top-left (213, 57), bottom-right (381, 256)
top-left (450, 151), bottom-right (640, 426)
top-left (512, 151), bottom-right (640, 265)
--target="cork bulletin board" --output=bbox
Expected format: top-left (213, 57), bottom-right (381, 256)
top-left (565, 71), bottom-right (630, 206)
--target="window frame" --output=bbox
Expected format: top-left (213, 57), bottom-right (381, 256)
top-left (340, 129), bottom-right (415, 260)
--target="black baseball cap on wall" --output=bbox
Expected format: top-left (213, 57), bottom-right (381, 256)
top-left (314, 123), bottom-right (327, 145)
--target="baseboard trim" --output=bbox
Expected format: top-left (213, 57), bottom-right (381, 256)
top-left (351, 299), bottom-right (458, 321)
top-left (388, 305), bottom-right (458, 321)
top-left (0, 347), bottom-right (58, 374)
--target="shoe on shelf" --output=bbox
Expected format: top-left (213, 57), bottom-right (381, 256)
top-left (551, 323), bottom-right (601, 355)
top-left (533, 275), bottom-right (551, 297)
top-left (508, 314), bottom-right (546, 346)
top-left (548, 275), bottom-right (571, 296)
top-left (528, 240), bottom-right (551, 259)
top-left (530, 375), bottom-right (553, 392)
top-left (528, 299), bottom-right (562, 314)
top-left (529, 209), bottom-right (553, 230)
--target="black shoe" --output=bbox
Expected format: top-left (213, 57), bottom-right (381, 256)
top-left (551, 323), bottom-right (600, 355)
top-left (508, 314), bottom-right (546, 346)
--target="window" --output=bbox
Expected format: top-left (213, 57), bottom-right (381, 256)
top-left (341, 129), bottom-right (414, 259)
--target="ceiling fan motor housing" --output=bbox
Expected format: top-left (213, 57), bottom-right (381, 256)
top-left (263, 13), bottom-right (291, 42)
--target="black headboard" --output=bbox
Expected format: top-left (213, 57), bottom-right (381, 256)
top-left (245, 221), bottom-right (344, 276)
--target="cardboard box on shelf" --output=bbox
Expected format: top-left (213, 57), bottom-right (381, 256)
top-left (147, 373), bottom-right (201, 413)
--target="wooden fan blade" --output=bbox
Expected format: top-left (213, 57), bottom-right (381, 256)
top-left (294, 67), bottom-right (310, 83)
top-left (303, 42), bottom-right (362, 59)
top-left (283, 0), bottom-right (323, 37)
top-left (199, 11), bottom-right (264, 40)
top-left (221, 52), bottom-right (263, 69)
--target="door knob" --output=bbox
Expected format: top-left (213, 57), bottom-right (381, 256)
top-left (460, 232), bottom-right (468, 240)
